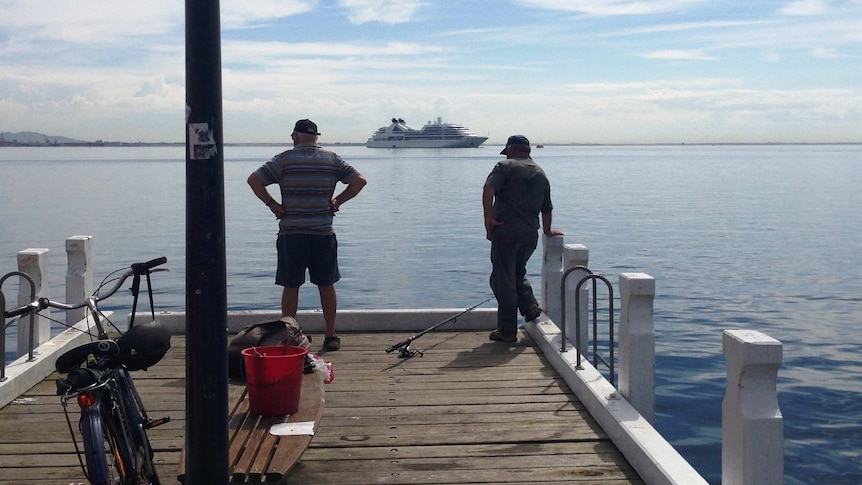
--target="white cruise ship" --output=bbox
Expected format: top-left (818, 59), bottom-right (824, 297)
top-left (365, 117), bottom-right (488, 148)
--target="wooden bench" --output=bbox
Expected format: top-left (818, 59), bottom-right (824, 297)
top-left (178, 371), bottom-right (325, 483)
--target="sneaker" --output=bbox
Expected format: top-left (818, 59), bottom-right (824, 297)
top-left (489, 330), bottom-right (517, 343)
top-left (524, 305), bottom-right (543, 322)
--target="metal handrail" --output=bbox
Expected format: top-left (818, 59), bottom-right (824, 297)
top-left (1, 271), bottom-right (38, 381)
top-left (560, 266), bottom-right (616, 386)
top-left (559, 265), bottom-right (592, 353)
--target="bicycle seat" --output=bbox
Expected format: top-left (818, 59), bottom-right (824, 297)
top-left (55, 340), bottom-right (121, 374)
top-left (116, 320), bottom-right (171, 371)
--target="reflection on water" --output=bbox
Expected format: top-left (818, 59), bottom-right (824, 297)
top-left (2, 145), bottom-right (862, 484)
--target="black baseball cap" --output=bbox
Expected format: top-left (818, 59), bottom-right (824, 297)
top-left (500, 135), bottom-right (530, 154)
top-left (293, 119), bottom-right (320, 136)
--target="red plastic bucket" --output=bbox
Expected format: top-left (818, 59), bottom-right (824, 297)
top-left (241, 345), bottom-right (308, 416)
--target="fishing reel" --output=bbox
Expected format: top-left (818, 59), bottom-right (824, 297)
top-left (396, 345), bottom-right (423, 359)
top-left (386, 340), bottom-right (424, 359)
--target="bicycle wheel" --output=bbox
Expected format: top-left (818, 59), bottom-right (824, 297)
top-left (117, 370), bottom-right (161, 485)
top-left (79, 402), bottom-right (125, 485)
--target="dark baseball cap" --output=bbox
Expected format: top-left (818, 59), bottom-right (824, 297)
top-left (500, 134), bottom-right (530, 154)
top-left (293, 119), bottom-right (320, 136)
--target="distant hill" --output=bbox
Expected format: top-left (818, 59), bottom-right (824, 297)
top-left (0, 131), bottom-right (89, 146)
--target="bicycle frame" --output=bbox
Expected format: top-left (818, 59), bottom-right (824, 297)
top-left (116, 367), bottom-right (163, 479)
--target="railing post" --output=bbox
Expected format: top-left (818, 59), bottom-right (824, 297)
top-left (65, 236), bottom-right (93, 327)
top-left (722, 329), bottom-right (784, 485)
top-left (541, 235), bottom-right (564, 324)
top-left (17, 248), bottom-right (50, 356)
top-left (562, 244), bottom-right (589, 354)
top-left (618, 273), bottom-right (655, 424)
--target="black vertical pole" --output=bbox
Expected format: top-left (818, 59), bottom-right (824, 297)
top-left (185, 0), bottom-right (228, 483)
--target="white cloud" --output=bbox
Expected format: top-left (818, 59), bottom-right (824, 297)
top-left (641, 49), bottom-right (717, 60)
top-left (223, 40), bottom-right (443, 62)
top-left (221, 0), bottom-right (316, 29)
top-left (0, 0), bottom-right (182, 43)
top-left (134, 77), bottom-right (177, 98)
top-left (339, 0), bottom-right (428, 25)
top-left (811, 47), bottom-right (841, 58)
top-left (779, 0), bottom-right (831, 16)
top-left (515, 0), bottom-right (705, 16)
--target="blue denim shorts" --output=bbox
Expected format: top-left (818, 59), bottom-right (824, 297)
top-left (275, 234), bottom-right (340, 287)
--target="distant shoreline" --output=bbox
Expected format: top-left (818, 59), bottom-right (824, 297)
top-left (1, 141), bottom-right (860, 148)
top-left (0, 141), bottom-right (365, 148)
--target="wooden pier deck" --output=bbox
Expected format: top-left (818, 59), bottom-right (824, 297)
top-left (0, 331), bottom-right (642, 484)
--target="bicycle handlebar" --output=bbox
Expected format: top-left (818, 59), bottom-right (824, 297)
top-left (4, 304), bottom-right (34, 319)
top-left (3, 257), bottom-right (168, 319)
top-left (131, 256), bottom-right (167, 275)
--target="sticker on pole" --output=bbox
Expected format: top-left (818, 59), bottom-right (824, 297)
top-left (188, 123), bottom-right (217, 160)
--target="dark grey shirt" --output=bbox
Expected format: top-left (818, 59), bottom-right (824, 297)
top-left (485, 157), bottom-right (553, 241)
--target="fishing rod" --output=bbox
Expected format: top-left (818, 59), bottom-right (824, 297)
top-left (385, 296), bottom-right (495, 359)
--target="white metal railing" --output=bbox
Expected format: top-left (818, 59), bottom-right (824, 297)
top-left (2, 236), bottom-right (93, 379)
top-left (540, 234), bottom-right (783, 485)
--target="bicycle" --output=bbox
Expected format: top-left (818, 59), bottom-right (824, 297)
top-left (3, 257), bottom-right (172, 485)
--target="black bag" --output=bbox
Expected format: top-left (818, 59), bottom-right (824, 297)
top-left (227, 316), bottom-right (311, 379)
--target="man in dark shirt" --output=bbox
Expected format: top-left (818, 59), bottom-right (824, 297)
top-left (483, 135), bottom-right (563, 342)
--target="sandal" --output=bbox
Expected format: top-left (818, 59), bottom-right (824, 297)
top-left (323, 335), bottom-right (341, 351)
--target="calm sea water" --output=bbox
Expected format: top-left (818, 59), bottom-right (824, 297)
top-left (2, 144), bottom-right (861, 484)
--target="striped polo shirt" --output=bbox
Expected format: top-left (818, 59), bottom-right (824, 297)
top-left (255, 144), bottom-right (362, 236)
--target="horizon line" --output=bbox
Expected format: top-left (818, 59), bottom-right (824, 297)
top-left (2, 141), bottom-right (861, 148)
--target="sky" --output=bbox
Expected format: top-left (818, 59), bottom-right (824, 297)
top-left (1, 0), bottom-right (861, 145)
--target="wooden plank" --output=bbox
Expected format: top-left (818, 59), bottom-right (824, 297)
top-left (177, 371), bottom-right (324, 483)
top-left (247, 417), bottom-right (281, 481)
top-left (299, 441), bottom-right (623, 461)
top-left (228, 409), bottom-right (262, 480)
top-left (265, 371), bottom-right (325, 480)
top-left (237, 414), bottom-right (283, 480)
top-left (1, 332), bottom-right (642, 485)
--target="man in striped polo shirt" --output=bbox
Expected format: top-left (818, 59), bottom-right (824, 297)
top-left (248, 119), bottom-right (367, 351)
